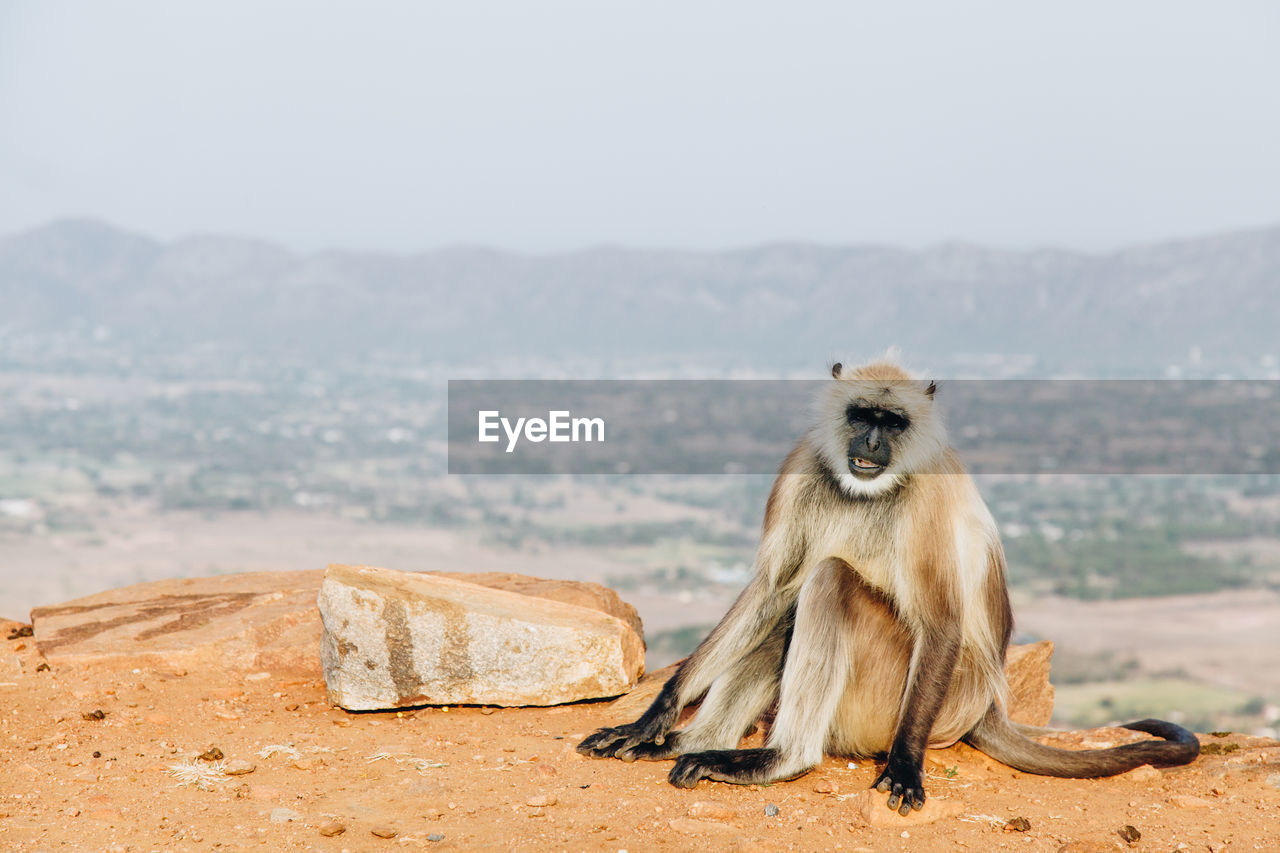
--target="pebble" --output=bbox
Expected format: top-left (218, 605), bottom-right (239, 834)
top-left (526, 794), bottom-right (557, 807)
top-left (855, 790), bottom-right (964, 826)
top-left (689, 801), bottom-right (735, 821)
top-left (370, 826), bottom-right (398, 838)
top-left (224, 759), bottom-right (255, 776)
top-left (812, 780), bottom-right (837, 794)
top-left (1117, 824), bottom-right (1141, 846)
top-left (269, 808), bottom-right (302, 823)
top-left (318, 822), bottom-right (345, 837)
top-left (1120, 764), bottom-right (1160, 783)
top-left (1168, 794), bottom-right (1212, 809)
top-left (427, 834), bottom-right (445, 842)
top-left (764, 804), bottom-right (779, 817)
top-left (1004, 816), bottom-right (1032, 832)
top-left (81, 709), bottom-right (106, 722)
top-left (197, 747), bottom-right (224, 762)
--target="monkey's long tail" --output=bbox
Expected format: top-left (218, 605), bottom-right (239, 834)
top-left (962, 704), bottom-right (1199, 778)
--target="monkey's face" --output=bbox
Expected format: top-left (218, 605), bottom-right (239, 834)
top-left (816, 361), bottom-right (947, 498)
top-left (844, 403), bottom-right (908, 480)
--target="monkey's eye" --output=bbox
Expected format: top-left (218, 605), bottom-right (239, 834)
top-left (846, 405), bottom-right (909, 432)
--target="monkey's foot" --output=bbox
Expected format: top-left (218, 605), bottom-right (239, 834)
top-left (668, 748), bottom-right (802, 788)
top-left (577, 719), bottom-right (672, 759)
top-left (872, 752), bottom-right (926, 815)
top-left (617, 731), bottom-right (684, 762)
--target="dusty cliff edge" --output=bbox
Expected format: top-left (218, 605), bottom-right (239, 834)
top-left (0, 569), bottom-right (1276, 852)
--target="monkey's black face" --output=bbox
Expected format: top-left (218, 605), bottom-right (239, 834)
top-left (845, 404), bottom-right (909, 479)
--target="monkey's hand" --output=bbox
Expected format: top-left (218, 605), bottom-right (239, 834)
top-left (872, 751), bottom-right (926, 815)
top-left (576, 717), bottom-right (672, 760)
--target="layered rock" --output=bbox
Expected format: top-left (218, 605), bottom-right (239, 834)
top-left (318, 564), bottom-right (645, 709)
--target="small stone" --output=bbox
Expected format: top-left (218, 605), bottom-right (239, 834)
top-left (7, 625), bottom-right (33, 639)
top-left (1168, 794), bottom-right (1212, 809)
top-left (35, 662), bottom-right (50, 672)
top-left (812, 780), bottom-right (837, 794)
top-left (81, 709), bottom-right (106, 722)
top-left (1120, 764), bottom-right (1160, 783)
top-left (764, 803), bottom-right (779, 817)
top-left (1004, 817), bottom-right (1032, 832)
top-left (480, 707), bottom-right (496, 715)
top-left (285, 703), bottom-right (299, 711)
top-left (197, 747), bottom-right (224, 762)
top-left (526, 794), bottom-right (557, 807)
top-left (269, 808), bottom-right (301, 823)
top-left (427, 834), bottom-right (445, 843)
top-left (689, 801), bottom-right (735, 821)
top-left (224, 759), bottom-right (255, 776)
top-left (370, 825), bottom-right (398, 838)
top-left (855, 790), bottom-right (963, 826)
top-left (1117, 825), bottom-right (1141, 846)
top-left (318, 822), bottom-right (345, 837)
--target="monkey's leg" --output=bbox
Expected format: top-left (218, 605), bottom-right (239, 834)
top-left (579, 571), bottom-right (795, 759)
top-left (668, 557), bottom-right (854, 788)
top-left (871, 608), bottom-right (962, 815)
top-left (619, 616), bottom-right (789, 762)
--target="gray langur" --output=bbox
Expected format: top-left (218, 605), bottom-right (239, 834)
top-left (579, 358), bottom-right (1198, 814)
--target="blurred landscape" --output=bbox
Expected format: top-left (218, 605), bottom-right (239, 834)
top-left (2, 219), bottom-right (1279, 738)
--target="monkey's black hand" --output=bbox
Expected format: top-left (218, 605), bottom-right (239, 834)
top-left (872, 752), bottom-right (926, 815)
top-left (576, 718), bottom-right (671, 760)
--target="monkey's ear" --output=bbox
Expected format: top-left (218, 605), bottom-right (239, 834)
top-left (925, 381), bottom-right (937, 397)
top-left (831, 363), bottom-right (843, 379)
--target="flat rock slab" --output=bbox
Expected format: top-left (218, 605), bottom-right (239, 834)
top-left (319, 564), bottom-right (645, 709)
top-left (31, 571), bottom-right (326, 675)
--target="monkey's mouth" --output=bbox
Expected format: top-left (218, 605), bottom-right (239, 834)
top-left (849, 457), bottom-right (883, 472)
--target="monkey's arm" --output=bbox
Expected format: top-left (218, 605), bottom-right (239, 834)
top-left (579, 523), bottom-right (808, 759)
top-left (872, 575), bottom-right (963, 814)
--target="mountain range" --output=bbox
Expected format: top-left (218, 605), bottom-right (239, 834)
top-left (3, 219), bottom-right (1278, 373)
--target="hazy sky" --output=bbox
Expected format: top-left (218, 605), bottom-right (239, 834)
top-left (2, 1), bottom-right (1278, 254)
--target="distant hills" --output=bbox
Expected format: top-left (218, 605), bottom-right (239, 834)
top-left (2, 218), bottom-right (1278, 373)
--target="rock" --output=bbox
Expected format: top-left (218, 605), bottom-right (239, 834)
top-left (1168, 794), bottom-right (1213, 808)
top-left (609, 661), bottom-right (682, 721)
top-left (1005, 640), bottom-right (1055, 726)
top-left (319, 564), bottom-right (644, 709)
top-left (318, 822), bottom-right (345, 837)
top-left (197, 747), bottom-right (223, 762)
top-left (370, 825), bottom-right (398, 838)
top-left (269, 807), bottom-right (301, 823)
top-left (31, 570), bottom-right (327, 676)
top-left (427, 834), bottom-right (445, 842)
top-left (688, 801), bottom-right (735, 821)
top-left (224, 759), bottom-right (255, 776)
top-left (1117, 824), bottom-right (1141, 846)
top-left (31, 566), bottom-right (643, 686)
top-left (525, 794), bottom-right (557, 807)
top-left (854, 790), bottom-right (964, 826)
top-left (1004, 816), bottom-right (1032, 831)
top-left (812, 780), bottom-right (837, 794)
top-left (669, 818), bottom-right (733, 834)
top-left (764, 803), bottom-right (779, 817)
top-left (1119, 764), bottom-right (1160, 782)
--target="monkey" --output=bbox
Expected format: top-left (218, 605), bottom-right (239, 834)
top-left (578, 358), bottom-right (1199, 814)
